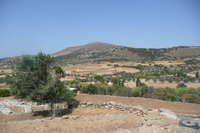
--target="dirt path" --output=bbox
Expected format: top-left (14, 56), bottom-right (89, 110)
top-left (74, 94), bottom-right (200, 115)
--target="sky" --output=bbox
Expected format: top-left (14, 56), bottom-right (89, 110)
top-left (0, 0), bottom-right (200, 58)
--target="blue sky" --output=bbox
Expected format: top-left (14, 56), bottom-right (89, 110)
top-left (0, 0), bottom-right (200, 58)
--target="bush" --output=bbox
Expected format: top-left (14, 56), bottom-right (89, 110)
top-left (181, 94), bottom-right (200, 104)
top-left (0, 89), bottom-right (11, 97)
top-left (167, 94), bottom-right (179, 102)
top-left (114, 64), bottom-right (119, 67)
top-left (85, 84), bottom-right (98, 94)
top-left (159, 77), bottom-right (165, 82)
top-left (131, 87), bottom-right (142, 97)
top-left (141, 86), bottom-right (158, 99)
top-left (183, 78), bottom-right (189, 83)
top-left (176, 83), bottom-right (187, 88)
top-left (0, 77), bottom-right (5, 83)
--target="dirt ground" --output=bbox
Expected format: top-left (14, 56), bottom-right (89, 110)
top-left (74, 94), bottom-right (200, 115)
top-left (1, 94), bottom-right (200, 133)
top-left (62, 62), bottom-right (139, 75)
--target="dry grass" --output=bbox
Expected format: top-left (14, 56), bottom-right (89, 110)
top-left (153, 61), bottom-right (185, 66)
top-left (62, 62), bottom-right (139, 76)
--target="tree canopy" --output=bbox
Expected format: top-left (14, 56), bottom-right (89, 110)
top-left (6, 52), bottom-right (75, 117)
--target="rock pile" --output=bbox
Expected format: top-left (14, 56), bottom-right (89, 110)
top-left (73, 101), bottom-right (200, 132)
top-left (0, 100), bottom-right (49, 114)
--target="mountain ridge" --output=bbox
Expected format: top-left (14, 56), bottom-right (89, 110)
top-left (53, 42), bottom-right (200, 65)
top-left (1, 42), bottom-right (200, 67)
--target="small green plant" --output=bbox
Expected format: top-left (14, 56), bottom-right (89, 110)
top-left (0, 89), bottom-right (11, 97)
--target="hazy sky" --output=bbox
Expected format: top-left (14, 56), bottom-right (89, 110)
top-left (0, 0), bottom-right (200, 58)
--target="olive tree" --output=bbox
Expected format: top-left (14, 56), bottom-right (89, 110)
top-left (6, 52), bottom-right (75, 117)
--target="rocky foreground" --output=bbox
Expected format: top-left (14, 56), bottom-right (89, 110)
top-left (0, 95), bottom-right (200, 133)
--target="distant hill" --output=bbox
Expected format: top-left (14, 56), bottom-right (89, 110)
top-left (53, 42), bottom-right (200, 65)
top-left (1, 42), bottom-right (200, 67)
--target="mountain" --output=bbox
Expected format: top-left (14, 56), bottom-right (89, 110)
top-left (52, 42), bottom-right (118, 57)
top-left (1, 42), bottom-right (200, 67)
top-left (53, 42), bottom-right (200, 65)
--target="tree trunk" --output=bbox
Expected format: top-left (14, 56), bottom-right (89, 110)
top-left (50, 102), bottom-right (56, 117)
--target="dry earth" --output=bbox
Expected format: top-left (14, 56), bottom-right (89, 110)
top-left (0, 94), bottom-right (200, 133)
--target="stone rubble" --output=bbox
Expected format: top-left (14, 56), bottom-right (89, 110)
top-left (76, 101), bottom-right (200, 132)
top-left (0, 99), bottom-right (199, 132)
top-left (0, 100), bottom-right (49, 114)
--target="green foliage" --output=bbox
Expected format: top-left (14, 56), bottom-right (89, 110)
top-left (196, 72), bottom-right (199, 78)
top-left (131, 87), bottom-right (142, 97)
top-left (183, 78), bottom-right (189, 83)
top-left (114, 64), bottom-right (119, 67)
top-left (53, 65), bottom-right (65, 78)
top-left (82, 84), bottom-right (98, 94)
top-left (5, 52), bottom-right (75, 117)
top-left (69, 80), bottom-right (79, 85)
top-left (136, 78), bottom-right (141, 87)
top-left (141, 86), bottom-right (157, 99)
top-left (184, 59), bottom-right (200, 65)
top-left (181, 94), bottom-right (200, 104)
top-left (62, 89), bottom-right (76, 102)
top-left (79, 82), bottom-right (200, 104)
top-left (0, 77), bottom-right (5, 83)
top-left (94, 75), bottom-right (104, 83)
top-left (176, 83), bottom-right (187, 88)
top-left (0, 89), bottom-right (11, 97)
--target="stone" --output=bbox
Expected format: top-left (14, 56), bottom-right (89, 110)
top-left (148, 111), bottom-right (160, 117)
top-left (148, 108), bottom-right (154, 111)
top-left (62, 115), bottom-right (69, 119)
top-left (81, 105), bottom-right (87, 108)
top-left (123, 105), bottom-right (132, 110)
top-left (159, 108), bottom-right (177, 120)
top-left (146, 120), bottom-right (154, 126)
top-left (46, 117), bottom-right (53, 120)
top-left (68, 115), bottom-right (81, 120)
top-left (109, 101), bottom-right (116, 105)
top-left (86, 102), bottom-right (93, 106)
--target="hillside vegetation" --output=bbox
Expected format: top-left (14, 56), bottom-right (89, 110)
top-left (1, 42), bottom-right (200, 67)
top-left (53, 42), bottom-right (200, 65)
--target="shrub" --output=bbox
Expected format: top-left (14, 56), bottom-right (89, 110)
top-left (181, 94), bottom-right (200, 104)
top-left (0, 77), bottom-right (5, 83)
top-left (0, 89), bottom-right (11, 97)
top-left (176, 83), bottom-right (187, 88)
top-left (106, 86), bottom-right (115, 95)
top-left (113, 86), bottom-right (132, 97)
top-left (94, 75), bottom-right (104, 83)
top-left (114, 64), bottom-right (119, 67)
top-left (141, 86), bottom-right (158, 99)
top-left (174, 77), bottom-right (181, 83)
top-left (166, 77), bottom-right (173, 83)
top-left (183, 78), bottom-right (189, 83)
top-left (153, 77), bottom-right (157, 82)
top-left (131, 87), bottom-right (142, 97)
top-left (159, 77), bottom-right (165, 82)
top-left (189, 77), bottom-right (196, 82)
top-left (167, 94), bottom-right (179, 102)
top-left (85, 84), bottom-right (98, 94)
